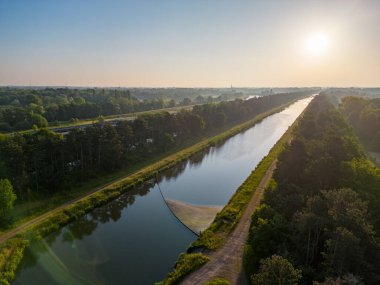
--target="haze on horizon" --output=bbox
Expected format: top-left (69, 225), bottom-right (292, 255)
top-left (0, 0), bottom-right (379, 88)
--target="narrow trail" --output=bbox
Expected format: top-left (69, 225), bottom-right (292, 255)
top-left (0, 170), bottom-right (141, 244)
top-left (181, 160), bottom-right (277, 285)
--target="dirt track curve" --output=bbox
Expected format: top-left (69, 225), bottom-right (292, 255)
top-left (181, 160), bottom-right (277, 285)
top-left (0, 171), bottom-right (137, 244)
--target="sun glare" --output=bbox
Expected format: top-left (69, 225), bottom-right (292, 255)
top-left (307, 33), bottom-right (329, 55)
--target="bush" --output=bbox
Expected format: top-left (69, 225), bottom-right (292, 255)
top-left (251, 255), bottom-right (301, 285)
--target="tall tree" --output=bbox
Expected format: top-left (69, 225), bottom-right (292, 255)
top-left (251, 255), bottom-right (302, 285)
top-left (0, 179), bottom-right (16, 225)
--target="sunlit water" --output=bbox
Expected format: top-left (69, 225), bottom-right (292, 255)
top-left (12, 97), bottom-right (313, 285)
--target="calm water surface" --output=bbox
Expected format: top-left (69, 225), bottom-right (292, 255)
top-left (13, 97), bottom-right (313, 285)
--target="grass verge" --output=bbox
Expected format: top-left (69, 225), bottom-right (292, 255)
top-left (155, 253), bottom-right (209, 285)
top-left (205, 278), bottom-right (230, 285)
top-left (0, 239), bottom-right (28, 285)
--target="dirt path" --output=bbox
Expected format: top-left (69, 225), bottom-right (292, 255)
top-left (181, 160), bottom-right (277, 285)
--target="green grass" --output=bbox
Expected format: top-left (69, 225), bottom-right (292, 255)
top-left (0, 238), bottom-right (28, 285)
top-left (155, 253), bottom-right (209, 285)
top-left (205, 278), bottom-right (230, 285)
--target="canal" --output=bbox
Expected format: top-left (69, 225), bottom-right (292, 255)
top-left (12, 97), bottom-right (313, 285)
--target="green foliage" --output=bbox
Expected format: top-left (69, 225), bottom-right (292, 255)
top-left (0, 86), bottom-right (289, 133)
top-left (155, 253), bottom-right (209, 285)
top-left (251, 255), bottom-right (301, 285)
top-left (0, 179), bottom-right (16, 225)
top-left (28, 113), bottom-right (48, 128)
top-left (340, 96), bottom-right (380, 151)
top-left (314, 274), bottom-right (363, 285)
top-left (246, 204), bottom-right (290, 276)
top-left (0, 92), bottom-right (308, 205)
top-left (205, 278), bottom-right (230, 285)
top-left (0, 238), bottom-right (28, 285)
top-left (245, 94), bottom-right (380, 284)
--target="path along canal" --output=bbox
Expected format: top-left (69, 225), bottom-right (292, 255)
top-left (12, 97), bottom-right (313, 285)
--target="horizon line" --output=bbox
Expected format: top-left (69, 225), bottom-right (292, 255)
top-left (1, 84), bottom-right (379, 89)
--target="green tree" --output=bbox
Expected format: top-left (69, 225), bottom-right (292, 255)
top-left (28, 113), bottom-right (48, 128)
top-left (0, 179), bottom-right (16, 225)
top-left (251, 255), bottom-right (301, 285)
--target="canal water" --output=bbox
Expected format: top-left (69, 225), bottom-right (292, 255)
top-left (12, 97), bottom-right (313, 285)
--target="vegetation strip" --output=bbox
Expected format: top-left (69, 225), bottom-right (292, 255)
top-left (157, 99), bottom-right (309, 284)
top-left (244, 94), bottom-right (380, 284)
top-left (0, 98), bottom-right (305, 285)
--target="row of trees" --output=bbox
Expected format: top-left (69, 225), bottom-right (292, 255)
top-left (0, 179), bottom-right (16, 226)
top-left (0, 87), bottom-right (318, 133)
top-left (340, 96), bottom-right (380, 152)
top-left (245, 94), bottom-right (380, 284)
top-left (0, 91), bottom-right (309, 202)
top-left (0, 88), bottom-right (189, 132)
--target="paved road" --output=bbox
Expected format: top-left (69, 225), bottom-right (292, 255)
top-left (181, 160), bottom-right (277, 285)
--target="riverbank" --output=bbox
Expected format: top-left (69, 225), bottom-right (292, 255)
top-left (0, 98), bottom-right (306, 285)
top-left (157, 97), bottom-right (313, 285)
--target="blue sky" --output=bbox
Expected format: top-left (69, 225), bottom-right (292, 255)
top-left (1, 0), bottom-right (379, 87)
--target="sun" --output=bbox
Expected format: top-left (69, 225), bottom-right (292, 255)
top-left (307, 33), bottom-right (329, 55)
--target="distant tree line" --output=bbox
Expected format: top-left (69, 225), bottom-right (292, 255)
top-left (245, 94), bottom-right (380, 284)
top-left (0, 87), bottom-right (318, 133)
top-left (340, 96), bottom-right (380, 152)
top-left (0, 91), bottom-right (309, 202)
top-left (0, 88), bottom-right (188, 132)
top-left (0, 88), bottom-right (179, 132)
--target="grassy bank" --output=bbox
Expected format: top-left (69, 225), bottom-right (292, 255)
top-left (0, 99), bottom-right (303, 284)
top-left (0, 239), bottom-right (28, 285)
top-left (157, 100), bottom-right (308, 285)
top-left (156, 254), bottom-right (209, 285)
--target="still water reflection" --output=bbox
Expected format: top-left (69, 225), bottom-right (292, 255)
top-left (13, 97), bottom-right (312, 285)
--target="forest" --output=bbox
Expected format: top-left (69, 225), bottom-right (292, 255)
top-left (245, 94), bottom-right (380, 284)
top-left (0, 91), bottom-right (309, 207)
top-left (340, 96), bottom-right (380, 152)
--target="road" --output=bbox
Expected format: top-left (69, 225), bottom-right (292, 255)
top-left (181, 160), bottom-right (277, 285)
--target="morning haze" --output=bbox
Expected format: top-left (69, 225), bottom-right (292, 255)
top-left (1, 0), bottom-right (379, 87)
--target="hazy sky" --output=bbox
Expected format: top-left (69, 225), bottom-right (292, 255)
top-left (1, 0), bottom-right (379, 87)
